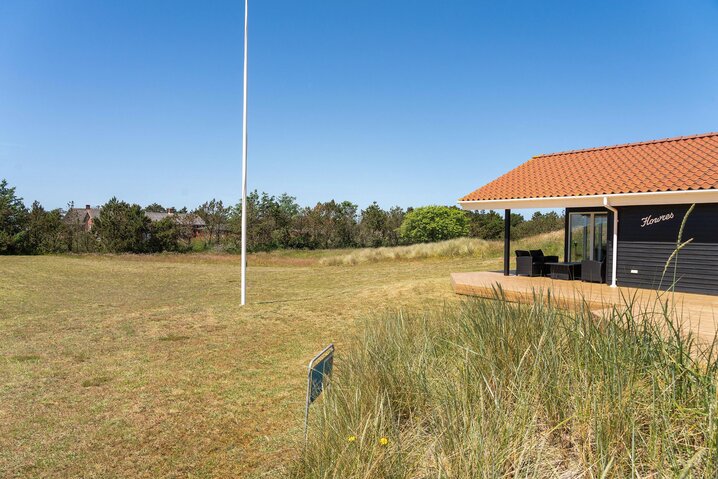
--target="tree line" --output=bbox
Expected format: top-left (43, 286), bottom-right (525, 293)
top-left (0, 178), bottom-right (564, 255)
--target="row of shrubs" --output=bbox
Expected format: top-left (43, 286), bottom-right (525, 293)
top-left (0, 178), bottom-right (564, 254)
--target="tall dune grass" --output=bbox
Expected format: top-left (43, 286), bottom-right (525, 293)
top-left (319, 230), bottom-right (564, 266)
top-left (292, 294), bottom-right (718, 477)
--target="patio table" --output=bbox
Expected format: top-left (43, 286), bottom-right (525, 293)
top-left (544, 262), bottom-right (582, 281)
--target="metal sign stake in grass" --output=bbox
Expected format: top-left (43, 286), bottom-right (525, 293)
top-left (304, 344), bottom-right (334, 441)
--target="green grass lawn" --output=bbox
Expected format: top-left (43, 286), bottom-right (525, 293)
top-left (0, 249), bottom-right (507, 477)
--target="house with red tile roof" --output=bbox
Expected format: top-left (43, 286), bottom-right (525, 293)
top-left (459, 132), bottom-right (718, 295)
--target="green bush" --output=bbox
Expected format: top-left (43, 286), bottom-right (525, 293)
top-left (190, 237), bottom-right (208, 252)
top-left (93, 197), bottom-right (150, 253)
top-left (513, 211), bottom-right (564, 238)
top-left (147, 217), bottom-right (181, 252)
top-left (399, 206), bottom-right (469, 243)
top-left (24, 201), bottom-right (66, 254)
top-left (0, 179), bottom-right (29, 254)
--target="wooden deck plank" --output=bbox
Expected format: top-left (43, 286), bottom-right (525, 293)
top-left (451, 271), bottom-right (718, 343)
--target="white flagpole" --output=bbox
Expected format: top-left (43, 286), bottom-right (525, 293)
top-left (241, 0), bottom-right (248, 306)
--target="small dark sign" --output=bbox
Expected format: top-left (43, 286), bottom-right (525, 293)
top-left (308, 351), bottom-right (333, 403)
top-left (304, 344), bottom-right (335, 440)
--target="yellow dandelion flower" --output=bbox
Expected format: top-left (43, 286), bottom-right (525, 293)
top-left (347, 435), bottom-right (356, 443)
top-left (379, 436), bottom-right (389, 446)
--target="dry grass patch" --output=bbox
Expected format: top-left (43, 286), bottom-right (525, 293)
top-left (10, 354), bottom-right (41, 362)
top-left (81, 376), bottom-right (112, 388)
top-left (0, 245), bottom-right (510, 477)
top-left (320, 230), bottom-right (563, 265)
top-left (158, 333), bottom-right (191, 342)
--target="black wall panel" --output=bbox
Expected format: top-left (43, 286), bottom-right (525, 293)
top-left (615, 203), bottom-right (718, 295)
top-left (618, 204), bottom-right (718, 243)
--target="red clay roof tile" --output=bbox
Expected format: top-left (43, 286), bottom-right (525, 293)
top-left (460, 132), bottom-right (718, 201)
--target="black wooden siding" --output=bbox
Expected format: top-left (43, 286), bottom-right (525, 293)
top-left (564, 203), bottom-right (718, 294)
top-left (613, 204), bottom-right (718, 295)
top-left (614, 242), bottom-right (718, 295)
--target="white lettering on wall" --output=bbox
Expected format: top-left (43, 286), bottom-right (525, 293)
top-left (640, 212), bottom-right (675, 228)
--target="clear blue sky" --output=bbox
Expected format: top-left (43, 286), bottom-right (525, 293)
top-left (1, 0), bottom-right (717, 211)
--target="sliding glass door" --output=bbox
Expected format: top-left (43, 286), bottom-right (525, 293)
top-left (569, 212), bottom-right (608, 262)
top-left (593, 214), bottom-right (608, 261)
top-left (569, 214), bottom-right (591, 262)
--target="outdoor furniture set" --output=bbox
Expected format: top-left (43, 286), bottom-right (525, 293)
top-left (515, 249), bottom-right (605, 282)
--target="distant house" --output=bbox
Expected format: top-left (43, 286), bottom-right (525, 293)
top-left (63, 205), bottom-right (206, 236)
top-left (145, 209), bottom-right (207, 237)
top-left (63, 205), bottom-right (101, 232)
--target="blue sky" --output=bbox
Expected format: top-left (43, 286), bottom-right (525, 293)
top-left (1, 0), bottom-right (717, 211)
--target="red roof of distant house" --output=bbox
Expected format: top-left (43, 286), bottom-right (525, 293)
top-left (460, 132), bottom-right (718, 202)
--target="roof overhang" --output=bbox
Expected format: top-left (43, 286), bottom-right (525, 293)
top-left (458, 189), bottom-right (718, 210)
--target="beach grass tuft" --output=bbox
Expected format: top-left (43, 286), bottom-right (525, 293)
top-left (294, 293), bottom-right (718, 477)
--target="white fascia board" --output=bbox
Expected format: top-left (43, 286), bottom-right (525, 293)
top-left (458, 189), bottom-right (718, 211)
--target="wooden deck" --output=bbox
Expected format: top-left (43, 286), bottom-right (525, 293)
top-left (451, 271), bottom-right (718, 343)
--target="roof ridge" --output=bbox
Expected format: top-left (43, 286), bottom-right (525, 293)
top-left (533, 131), bottom-right (718, 158)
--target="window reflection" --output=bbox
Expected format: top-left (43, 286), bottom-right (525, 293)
top-left (569, 213), bottom-right (608, 262)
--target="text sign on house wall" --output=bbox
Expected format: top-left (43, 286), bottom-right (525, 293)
top-left (619, 204), bottom-right (718, 243)
top-left (640, 212), bottom-right (675, 228)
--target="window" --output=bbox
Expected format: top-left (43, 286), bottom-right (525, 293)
top-left (569, 212), bottom-right (608, 262)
